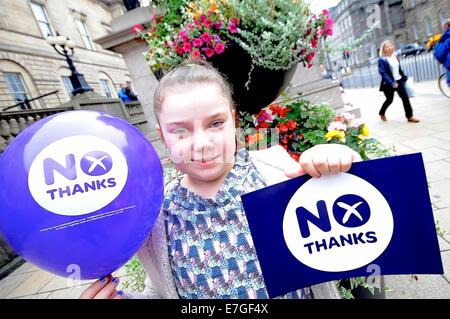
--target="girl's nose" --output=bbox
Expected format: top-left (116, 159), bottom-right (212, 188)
top-left (192, 130), bottom-right (213, 151)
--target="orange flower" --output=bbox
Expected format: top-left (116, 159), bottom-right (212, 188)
top-left (247, 132), bottom-right (264, 146)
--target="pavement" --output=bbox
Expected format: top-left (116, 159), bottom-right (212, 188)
top-left (0, 80), bottom-right (449, 299)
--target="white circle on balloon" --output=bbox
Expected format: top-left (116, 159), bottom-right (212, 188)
top-left (28, 135), bottom-right (128, 216)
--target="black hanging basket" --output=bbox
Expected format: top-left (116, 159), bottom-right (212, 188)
top-left (208, 43), bottom-right (297, 115)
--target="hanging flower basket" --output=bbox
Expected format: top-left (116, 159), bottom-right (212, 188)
top-left (208, 42), bottom-right (297, 114)
top-left (133, 1), bottom-right (333, 114)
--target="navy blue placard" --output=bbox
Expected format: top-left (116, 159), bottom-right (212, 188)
top-left (241, 153), bottom-right (443, 298)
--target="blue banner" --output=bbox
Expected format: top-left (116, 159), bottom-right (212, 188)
top-left (241, 153), bottom-right (443, 298)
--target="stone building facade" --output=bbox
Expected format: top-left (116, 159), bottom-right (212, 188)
top-left (403, 0), bottom-right (449, 44)
top-left (327, 0), bottom-right (448, 68)
top-left (0, 0), bottom-right (133, 111)
top-left (328, 0), bottom-right (406, 68)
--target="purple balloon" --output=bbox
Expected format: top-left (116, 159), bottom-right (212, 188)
top-left (0, 110), bottom-right (164, 279)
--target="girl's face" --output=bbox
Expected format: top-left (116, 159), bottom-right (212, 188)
top-left (157, 83), bottom-right (236, 183)
top-left (383, 42), bottom-right (395, 56)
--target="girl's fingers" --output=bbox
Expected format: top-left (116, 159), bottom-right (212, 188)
top-left (284, 163), bottom-right (307, 178)
top-left (311, 153), bottom-right (330, 176)
top-left (299, 151), bottom-right (321, 178)
top-left (79, 275), bottom-right (112, 299)
top-left (327, 154), bottom-right (342, 174)
top-left (93, 277), bottom-right (121, 299)
top-left (113, 290), bottom-right (125, 299)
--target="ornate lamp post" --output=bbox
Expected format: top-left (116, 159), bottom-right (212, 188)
top-left (46, 34), bottom-right (93, 96)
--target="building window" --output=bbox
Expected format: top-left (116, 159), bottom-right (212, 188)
top-left (424, 17), bottom-right (433, 37)
top-left (30, 2), bottom-right (55, 37)
top-left (75, 19), bottom-right (94, 50)
top-left (61, 76), bottom-right (74, 97)
top-left (99, 79), bottom-right (114, 98)
top-left (412, 24), bottom-right (419, 40)
top-left (4, 72), bottom-right (31, 109)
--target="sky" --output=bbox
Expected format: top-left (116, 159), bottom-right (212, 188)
top-left (308, 0), bottom-right (342, 14)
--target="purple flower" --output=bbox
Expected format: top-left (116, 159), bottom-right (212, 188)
top-left (212, 35), bottom-right (221, 43)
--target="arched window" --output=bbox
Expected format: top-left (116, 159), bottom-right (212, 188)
top-left (0, 60), bottom-right (39, 110)
top-left (424, 16), bottom-right (433, 37)
top-left (98, 72), bottom-right (116, 98)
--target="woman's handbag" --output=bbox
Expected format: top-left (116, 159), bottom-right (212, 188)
top-left (405, 77), bottom-right (416, 98)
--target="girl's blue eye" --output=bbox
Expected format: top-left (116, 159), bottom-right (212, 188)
top-left (210, 121), bottom-right (224, 128)
top-left (173, 128), bottom-right (188, 136)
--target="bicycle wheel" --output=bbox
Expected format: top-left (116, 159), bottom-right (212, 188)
top-left (438, 74), bottom-right (450, 98)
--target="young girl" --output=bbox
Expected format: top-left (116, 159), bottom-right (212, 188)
top-left (80, 60), bottom-right (361, 299)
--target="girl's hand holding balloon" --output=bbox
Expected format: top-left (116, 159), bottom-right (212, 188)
top-left (79, 275), bottom-right (124, 299)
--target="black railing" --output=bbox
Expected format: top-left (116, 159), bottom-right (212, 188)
top-left (2, 90), bottom-right (61, 112)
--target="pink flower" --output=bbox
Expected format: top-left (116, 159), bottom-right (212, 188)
top-left (322, 9), bottom-right (329, 16)
top-left (228, 24), bottom-right (238, 34)
top-left (231, 18), bottom-right (240, 25)
top-left (192, 38), bottom-right (203, 47)
top-left (176, 46), bottom-right (184, 55)
top-left (321, 18), bottom-right (334, 36)
top-left (200, 32), bottom-right (212, 44)
top-left (183, 41), bottom-right (192, 53)
top-left (203, 18), bottom-right (212, 28)
top-left (212, 35), bottom-right (221, 43)
top-left (214, 42), bottom-right (225, 54)
top-left (342, 113), bottom-right (355, 121)
top-left (257, 110), bottom-right (272, 123)
top-left (203, 47), bottom-right (215, 58)
top-left (179, 30), bottom-right (188, 39)
top-left (187, 24), bottom-right (194, 30)
top-left (215, 21), bottom-right (222, 29)
top-left (191, 49), bottom-right (201, 59)
top-left (311, 38), bottom-right (318, 49)
top-left (306, 52), bottom-right (315, 62)
top-left (131, 24), bottom-right (144, 34)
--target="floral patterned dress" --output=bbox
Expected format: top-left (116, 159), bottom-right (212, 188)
top-left (163, 149), bottom-right (313, 299)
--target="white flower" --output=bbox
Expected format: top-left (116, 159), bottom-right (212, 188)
top-left (328, 121), bottom-right (347, 132)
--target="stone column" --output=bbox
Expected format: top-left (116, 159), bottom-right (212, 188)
top-left (95, 6), bottom-right (166, 157)
top-left (290, 64), bottom-right (344, 108)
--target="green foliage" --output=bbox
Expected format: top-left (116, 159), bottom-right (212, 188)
top-left (228, 0), bottom-right (320, 70)
top-left (436, 220), bottom-right (448, 237)
top-left (122, 256), bottom-right (146, 293)
top-left (336, 277), bottom-right (382, 299)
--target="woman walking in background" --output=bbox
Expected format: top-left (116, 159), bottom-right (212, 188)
top-left (378, 40), bottom-right (419, 123)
